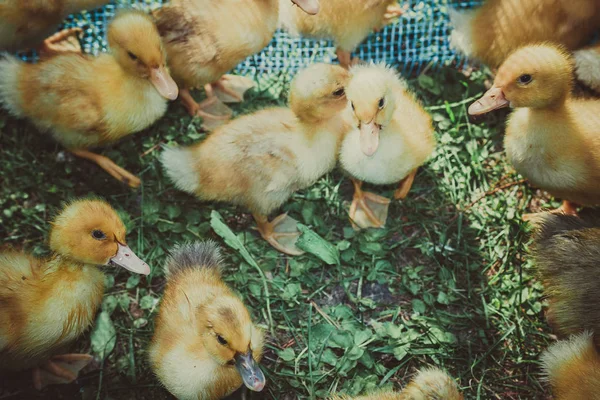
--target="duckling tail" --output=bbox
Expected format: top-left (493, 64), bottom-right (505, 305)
top-left (0, 54), bottom-right (26, 118)
top-left (399, 368), bottom-right (463, 400)
top-left (541, 332), bottom-right (600, 397)
top-left (160, 145), bottom-right (201, 194)
top-left (164, 241), bottom-right (222, 278)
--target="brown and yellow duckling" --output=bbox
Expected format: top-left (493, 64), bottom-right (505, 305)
top-left (160, 63), bottom-right (351, 255)
top-left (0, 10), bottom-right (178, 188)
top-left (149, 242), bottom-right (265, 400)
top-left (0, 199), bottom-right (149, 390)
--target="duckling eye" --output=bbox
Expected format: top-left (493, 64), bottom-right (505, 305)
top-left (351, 102), bottom-right (355, 111)
top-left (332, 88), bottom-right (345, 97)
top-left (216, 334), bottom-right (228, 346)
top-left (517, 74), bottom-right (532, 85)
top-left (127, 51), bottom-right (138, 61)
top-left (378, 98), bottom-right (385, 109)
top-left (91, 230), bottom-right (106, 240)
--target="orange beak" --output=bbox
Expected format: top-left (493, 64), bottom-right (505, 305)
top-left (359, 120), bottom-right (380, 157)
top-left (291, 0), bottom-right (320, 14)
top-left (468, 87), bottom-right (510, 116)
top-left (150, 66), bottom-right (178, 100)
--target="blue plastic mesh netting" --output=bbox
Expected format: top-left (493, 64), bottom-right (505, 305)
top-left (19, 0), bottom-right (483, 76)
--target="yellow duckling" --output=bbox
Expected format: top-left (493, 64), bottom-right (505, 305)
top-left (339, 63), bottom-right (436, 229)
top-left (541, 333), bottom-right (600, 400)
top-left (449, 0), bottom-right (600, 68)
top-left (279, 0), bottom-right (403, 68)
top-left (0, 0), bottom-right (109, 52)
top-left (0, 10), bottom-right (178, 188)
top-left (469, 44), bottom-right (600, 216)
top-left (330, 368), bottom-right (463, 400)
top-left (149, 242), bottom-right (265, 400)
top-left (0, 199), bottom-right (149, 390)
top-left (154, 0), bottom-right (319, 129)
top-left (160, 63), bottom-right (351, 255)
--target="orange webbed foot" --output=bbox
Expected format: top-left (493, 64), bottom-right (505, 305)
top-left (33, 354), bottom-right (93, 390)
top-left (253, 213), bottom-right (305, 256)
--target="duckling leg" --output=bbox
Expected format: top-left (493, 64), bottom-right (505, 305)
top-left (211, 75), bottom-right (256, 103)
top-left (179, 87), bottom-right (233, 131)
top-left (336, 49), bottom-right (361, 69)
top-left (39, 28), bottom-right (83, 57)
top-left (253, 213), bottom-right (305, 256)
top-left (32, 354), bottom-right (93, 390)
top-left (349, 179), bottom-right (391, 229)
top-left (393, 169), bottom-right (417, 200)
top-left (70, 149), bottom-right (141, 188)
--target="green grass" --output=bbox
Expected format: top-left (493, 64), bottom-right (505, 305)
top-left (0, 64), bottom-right (556, 399)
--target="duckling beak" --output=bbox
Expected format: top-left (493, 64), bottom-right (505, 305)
top-left (468, 87), bottom-right (510, 116)
top-left (150, 66), bottom-right (179, 101)
top-left (110, 243), bottom-right (151, 276)
top-left (291, 0), bottom-right (320, 15)
top-left (235, 351), bottom-right (265, 392)
top-left (359, 119), bottom-right (380, 156)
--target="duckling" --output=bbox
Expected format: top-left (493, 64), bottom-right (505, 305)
top-left (0, 199), bottom-right (150, 390)
top-left (541, 332), bottom-right (600, 400)
top-left (153, 0), bottom-right (319, 130)
top-left (330, 368), bottom-right (463, 400)
top-left (279, 0), bottom-right (403, 69)
top-left (339, 63), bottom-right (435, 229)
top-left (468, 44), bottom-right (600, 216)
top-left (0, 0), bottom-right (109, 53)
top-left (449, 0), bottom-right (600, 68)
top-left (0, 10), bottom-right (178, 188)
top-left (149, 242), bottom-right (265, 400)
top-left (160, 63), bottom-right (351, 255)
top-left (531, 210), bottom-right (600, 339)
top-left (574, 43), bottom-right (600, 93)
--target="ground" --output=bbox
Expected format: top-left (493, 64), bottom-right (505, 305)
top-left (0, 63), bottom-right (557, 400)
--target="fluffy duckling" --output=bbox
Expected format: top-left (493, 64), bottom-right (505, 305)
top-left (279, 0), bottom-right (402, 69)
top-left (339, 63), bottom-right (435, 229)
top-left (330, 368), bottom-right (463, 400)
top-left (541, 333), bottom-right (600, 400)
top-left (154, 0), bottom-right (319, 129)
top-left (0, 0), bottom-right (109, 52)
top-left (449, 0), bottom-right (600, 68)
top-left (149, 242), bottom-right (265, 400)
top-left (0, 10), bottom-right (178, 188)
top-left (0, 199), bottom-right (149, 390)
top-left (531, 210), bottom-right (600, 340)
top-left (468, 44), bottom-right (600, 216)
top-left (161, 63), bottom-right (351, 255)
top-left (574, 43), bottom-right (600, 93)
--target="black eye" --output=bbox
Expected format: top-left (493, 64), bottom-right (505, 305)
top-left (91, 230), bottom-right (106, 240)
top-left (351, 102), bottom-right (355, 111)
top-left (518, 74), bottom-right (532, 84)
top-left (332, 88), bottom-right (345, 97)
top-left (127, 51), bottom-right (138, 61)
top-left (378, 98), bottom-right (385, 109)
top-left (216, 335), bottom-right (228, 346)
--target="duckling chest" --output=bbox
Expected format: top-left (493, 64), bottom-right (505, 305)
top-left (26, 267), bottom-right (104, 351)
top-left (103, 85), bottom-right (167, 138)
top-left (291, 130), bottom-right (340, 188)
top-left (340, 128), bottom-right (414, 185)
top-left (505, 117), bottom-right (586, 190)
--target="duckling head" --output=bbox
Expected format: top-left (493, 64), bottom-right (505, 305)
top-left (469, 44), bottom-right (573, 116)
top-left (108, 10), bottom-right (178, 100)
top-left (197, 296), bottom-right (265, 392)
top-left (346, 63), bottom-right (400, 156)
top-left (290, 0), bottom-right (320, 15)
top-left (49, 199), bottom-right (150, 275)
top-left (289, 63), bottom-right (350, 123)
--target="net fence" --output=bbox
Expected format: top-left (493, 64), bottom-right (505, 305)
top-left (18, 0), bottom-right (483, 76)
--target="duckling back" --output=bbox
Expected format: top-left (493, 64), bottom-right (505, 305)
top-left (532, 210), bottom-right (600, 337)
top-left (541, 333), bottom-right (600, 399)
